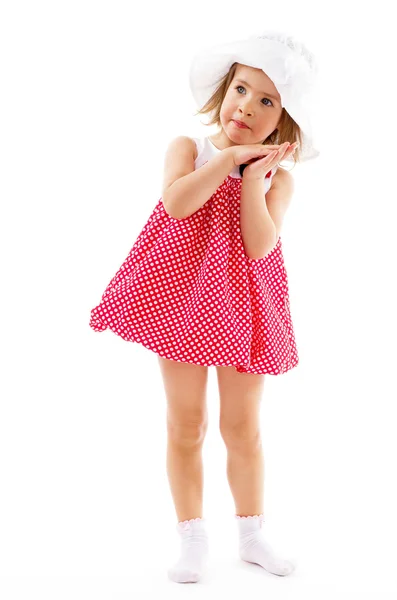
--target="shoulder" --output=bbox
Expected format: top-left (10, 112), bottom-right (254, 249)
top-left (271, 165), bottom-right (294, 191)
top-left (167, 135), bottom-right (198, 161)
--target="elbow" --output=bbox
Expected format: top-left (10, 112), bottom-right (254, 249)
top-left (246, 235), bottom-right (278, 260)
top-left (162, 195), bottom-right (181, 220)
top-left (247, 250), bottom-right (269, 260)
top-left (245, 245), bottom-right (267, 261)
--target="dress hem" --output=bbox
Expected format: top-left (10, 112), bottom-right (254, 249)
top-left (90, 320), bottom-right (299, 376)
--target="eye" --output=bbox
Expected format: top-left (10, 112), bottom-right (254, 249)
top-left (235, 85), bottom-right (273, 107)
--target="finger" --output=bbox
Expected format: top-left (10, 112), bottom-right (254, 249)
top-left (280, 146), bottom-right (296, 159)
top-left (253, 151), bottom-right (279, 165)
top-left (274, 144), bottom-right (292, 159)
top-left (267, 150), bottom-right (280, 160)
top-left (262, 146), bottom-right (281, 153)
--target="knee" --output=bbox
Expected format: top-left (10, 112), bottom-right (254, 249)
top-left (167, 415), bottom-right (208, 448)
top-left (220, 420), bottom-right (261, 452)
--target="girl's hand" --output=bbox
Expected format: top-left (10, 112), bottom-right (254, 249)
top-left (240, 141), bottom-right (299, 180)
top-left (230, 143), bottom-right (284, 167)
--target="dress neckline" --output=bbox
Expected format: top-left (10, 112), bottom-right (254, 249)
top-left (206, 137), bottom-right (224, 152)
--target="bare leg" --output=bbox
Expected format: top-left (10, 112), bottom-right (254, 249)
top-left (226, 438), bottom-right (264, 516)
top-left (216, 365), bottom-right (265, 516)
top-left (216, 365), bottom-right (295, 576)
top-left (158, 356), bottom-right (209, 521)
top-left (158, 356), bottom-right (210, 583)
top-left (166, 434), bottom-right (206, 522)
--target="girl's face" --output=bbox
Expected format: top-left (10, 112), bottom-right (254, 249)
top-left (218, 63), bottom-right (283, 146)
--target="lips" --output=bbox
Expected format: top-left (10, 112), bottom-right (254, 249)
top-left (233, 120), bottom-right (249, 129)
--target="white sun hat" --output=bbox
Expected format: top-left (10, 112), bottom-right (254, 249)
top-left (189, 29), bottom-right (320, 163)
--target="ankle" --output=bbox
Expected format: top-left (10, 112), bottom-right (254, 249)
top-left (176, 516), bottom-right (208, 537)
top-left (236, 513), bottom-right (265, 533)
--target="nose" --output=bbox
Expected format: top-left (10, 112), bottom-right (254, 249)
top-left (239, 104), bottom-right (253, 116)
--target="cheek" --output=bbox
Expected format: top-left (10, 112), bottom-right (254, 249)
top-left (221, 98), bottom-right (233, 118)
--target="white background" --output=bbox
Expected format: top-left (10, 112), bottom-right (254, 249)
top-left (1, 0), bottom-right (397, 598)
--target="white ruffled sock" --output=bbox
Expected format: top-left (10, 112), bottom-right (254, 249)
top-left (168, 517), bottom-right (209, 583)
top-left (236, 514), bottom-right (295, 576)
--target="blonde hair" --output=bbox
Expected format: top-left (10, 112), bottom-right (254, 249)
top-left (193, 62), bottom-right (303, 167)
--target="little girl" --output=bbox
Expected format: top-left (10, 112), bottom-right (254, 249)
top-left (90, 29), bottom-right (319, 583)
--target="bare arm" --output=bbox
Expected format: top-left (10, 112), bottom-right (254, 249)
top-left (240, 168), bottom-right (294, 260)
top-left (163, 147), bottom-right (235, 220)
top-left (240, 177), bottom-right (277, 260)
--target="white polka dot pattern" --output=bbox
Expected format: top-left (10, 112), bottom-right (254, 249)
top-left (89, 169), bottom-right (299, 375)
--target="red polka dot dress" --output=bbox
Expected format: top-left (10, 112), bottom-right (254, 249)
top-left (89, 136), bottom-right (299, 375)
